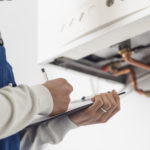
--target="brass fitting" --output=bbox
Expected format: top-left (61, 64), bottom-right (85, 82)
top-left (113, 67), bottom-right (150, 98)
top-left (107, 61), bottom-right (122, 73)
top-left (119, 48), bottom-right (132, 58)
top-left (119, 47), bottom-right (150, 71)
top-left (144, 91), bottom-right (150, 97)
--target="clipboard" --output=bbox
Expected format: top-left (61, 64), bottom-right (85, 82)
top-left (27, 92), bottom-right (125, 128)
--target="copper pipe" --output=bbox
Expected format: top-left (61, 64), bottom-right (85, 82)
top-left (119, 48), bottom-right (150, 71)
top-left (113, 68), bottom-right (150, 97)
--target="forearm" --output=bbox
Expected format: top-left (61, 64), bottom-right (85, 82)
top-left (0, 84), bottom-right (53, 139)
top-left (20, 116), bottom-right (77, 150)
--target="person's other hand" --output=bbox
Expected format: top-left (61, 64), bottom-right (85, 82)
top-left (69, 90), bottom-right (120, 126)
top-left (43, 78), bottom-right (73, 116)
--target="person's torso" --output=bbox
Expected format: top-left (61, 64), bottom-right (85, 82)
top-left (0, 45), bottom-right (20, 150)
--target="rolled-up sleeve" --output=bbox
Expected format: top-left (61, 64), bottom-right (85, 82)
top-left (0, 84), bottom-right (53, 139)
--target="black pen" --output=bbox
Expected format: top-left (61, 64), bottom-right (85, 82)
top-left (81, 91), bottom-right (126, 113)
top-left (81, 91), bottom-right (126, 101)
top-left (41, 68), bottom-right (49, 81)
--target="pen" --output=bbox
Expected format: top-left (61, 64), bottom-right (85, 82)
top-left (81, 91), bottom-right (126, 101)
top-left (81, 91), bottom-right (126, 113)
top-left (41, 68), bottom-right (49, 81)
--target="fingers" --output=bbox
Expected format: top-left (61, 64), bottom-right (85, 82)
top-left (89, 95), bottom-right (103, 111)
top-left (103, 90), bottom-right (120, 122)
top-left (106, 92), bottom-right (116, 107)
top-left (88, 92), bottom-right (114, 123)
top-left (85, 95), bottom-right (107, 125)
top-left (105, 104), bottom-right (120, 122)
top-left (112, 90), bottom-right (120, 103)
top-left (94, 109), bottom-right (106, 122)
top-left (93, 91), bottom-right (120, 123)
top-left (69, 90), bottom-right (120, 126)
top-left (101, 91), bottom-right (120, 122)
top-left (91, 92), bottom-right (116, 112)
top-left (101, 93), bottom-right (113, 111)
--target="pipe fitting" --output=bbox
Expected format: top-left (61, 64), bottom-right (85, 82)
top-left (101, 61), bottom-right (122, 73)
top-left (119, 48), bottom-right (132, 57)
top-left (144, 91), bottom-right (150, 97)
top-left (112, 67), bottom-right (150, 97)
top-left (119, 47), bottom-right (150, 71)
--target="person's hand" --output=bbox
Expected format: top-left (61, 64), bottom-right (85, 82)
top-left (69, 90), bottom-right (120, 126)
top-left (43, 78), bottom-right (73, 116)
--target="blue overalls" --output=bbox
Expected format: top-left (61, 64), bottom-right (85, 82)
top-left (0, 45), bottom-right (20, 150)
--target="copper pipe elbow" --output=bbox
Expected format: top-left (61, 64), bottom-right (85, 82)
top-left (119, 48), bottom-right (150, 71)
top-left (113, 68), bottom-right (150, 97)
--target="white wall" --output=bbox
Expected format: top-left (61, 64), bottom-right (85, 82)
top-left (0, 0), bottom-right (43, 85)
top-left (0, 1), bottom-right (150, 150)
